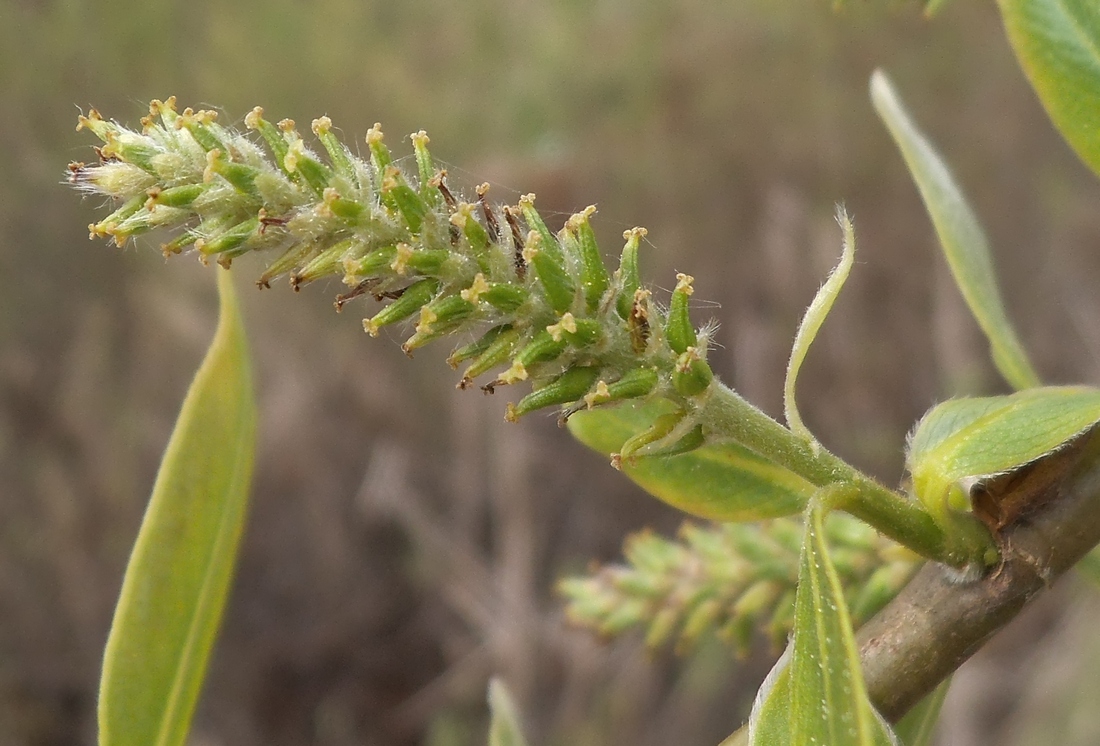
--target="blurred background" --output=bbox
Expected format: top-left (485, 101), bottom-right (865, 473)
top-left (5, 0), bottom-right (1100, 744)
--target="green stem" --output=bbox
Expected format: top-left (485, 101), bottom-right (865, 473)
top-left (699, 383), bottom-right (995, 567)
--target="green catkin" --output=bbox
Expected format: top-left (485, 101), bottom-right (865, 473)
top-left (72, 98), bottom-right (720, 432)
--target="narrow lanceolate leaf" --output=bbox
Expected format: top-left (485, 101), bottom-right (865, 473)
top-left (488, 679), bottom-right (529, 746)
top-left (568, 400), bottom-right (814, 521)
top-left (749, 502), bottom-right (897, 746)
top-left (784, 206), bottom-right (855, 442)
top-left (907, 386), bottom-right (1100, 522)
top-left (99, 269), bottom-right (256, 746)
top-left (871, 70), bottom-right (1041, 392)
top-left (893, 678), bottom-right (950, 746)
top-left (998, 0), bottom-right (1100, 179)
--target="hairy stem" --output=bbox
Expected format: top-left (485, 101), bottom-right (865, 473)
top-left (701, 383), bottom-right (996, 567)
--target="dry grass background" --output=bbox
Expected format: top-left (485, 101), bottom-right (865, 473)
top-left (4, 1), bottom-right (1100, 744)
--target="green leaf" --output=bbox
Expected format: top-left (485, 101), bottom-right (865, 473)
top-left (785, 205), bottom-right (855, 441)
top-left (749, 502), bottom-right (897, 746)
top-left (871, 70), bottom-right (1041, 392)
top-left (99, 269), bottom-right (256, 746)
top-left (907, 386), bottom-right (1100, 521)
top-left (488, 679), bottom-right (529, 746)
top-left (568, 400), bottom-right (814, 521)
top-left (998, 0), bottom-right (1100, 179)
top-left (893, 678), bottom-right (950, 746)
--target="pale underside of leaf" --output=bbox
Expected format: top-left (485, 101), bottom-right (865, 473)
top-left (99, 269), bottom-right (256, 746)
top-left (784, 206), bottom-right (855, 443)
top-left (871, 69), bottom-right (1040, 392)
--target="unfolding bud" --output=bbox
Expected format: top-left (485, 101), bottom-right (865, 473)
top-left (584, 367), bottom-right (660, 409)
top-left (665, 273), bottom-right (697, 355)
top-left (381, 165), bottom-right (429, 232)
top-left (448, 324), bottom-right (512, 369)
top-left (345, 245), bottom-right (398, 281)
top-left (522, 228), bottom-right (575, 315)
top-left (322, 187), bottom-right (367, 221)
top-left (245, 107), bottom-right (294, 179)
top-left (616, 227), bottom-right (646, 319)
top-left (672, 347), bottom-right (714, 397)
top-left (505, 366), bottom-right (601, 422)
top-left (311, 116), bottom-right (356, 182)
top-left (566, 206), bottom-right (610, 313)
top-left (512, 329), bottom-right (568, 371)
top-left (459, 326), bottom-right (522, 385)
top-left (283, 138), bottom-right (334, 195)
top-left (177, 107), bottom-right (227, 152)
top-left (363, 278), bottom-right (439, 336)
top-left (204, 149), bottom-right (259, 195)
top-left (89, 195), bottom-right (146, 240)
top-left (259, 241), bottom-right (320, 288)
top-left (292, 238), bottom-right (365, 287)
top-left (450, 202), bottom-right (492, 269)
top-left (391, 245), bottom-right (450, 277)
top-left (145, 183), bottom-right (206, 210)
top-left (403, 294), bottom-right (477, 352)
top-left (195, 216), bottom-right (262, 257)
top-left (410, 130), bottom-right (436, 199)
top-left (365, 123), bottom-right (392, 171)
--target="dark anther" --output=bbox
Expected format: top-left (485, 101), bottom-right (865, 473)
top-left (435, 171), bottom-right (458, 209)
top-left (373, 287), bottom-right (407, 302)
top-left (259, 213), bottom-right (290, 235)
top-left (503, 206), bottom-right (527, 280)
top-left (93, 146), bottom-right (119, 163)
top-left (334, 278), bottom-right (381, 312)
top-left (476, 183), bottom-right (501, 243)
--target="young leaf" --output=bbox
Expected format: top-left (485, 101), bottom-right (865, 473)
top-left (568, 400), bottom-right (814, 521)
top-left (488, 679), bottom-right (529, 746)
top-left (893, 678), bottom-right (950, 746)
top-left (871, 70), bottom-right (1041, 392)
top-left (99, 269), bottom-right (257, 746)
top-left (907, 386), bottom-right (1100, 522)
top-left (785, 206), bottom-right (855, 442)
top-left (998, 0), bottom-right (1100, 180)
top-left (749, 502), bottom-right (898, 746)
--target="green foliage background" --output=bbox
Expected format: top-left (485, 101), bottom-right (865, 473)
top-left (5, 1), bottom-right (1100, 744)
